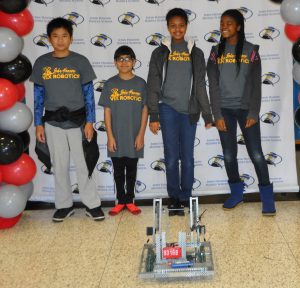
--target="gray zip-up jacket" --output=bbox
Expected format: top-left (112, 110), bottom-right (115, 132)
top-left (207, 41), bottom-right (261, 121)
top-left (147, 38), bottom-right (213, 124)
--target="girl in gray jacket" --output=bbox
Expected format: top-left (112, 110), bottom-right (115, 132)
top-left (207, 9), bottom-right (276, 216)
top-left (147, 8), bottom-right (212, 216)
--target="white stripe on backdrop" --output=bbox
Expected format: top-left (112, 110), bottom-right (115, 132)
top-left (24, 0), bottom-right (298, 202)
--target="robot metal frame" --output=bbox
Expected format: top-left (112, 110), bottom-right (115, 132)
top-left (139, 197), bottom-right (214, 280)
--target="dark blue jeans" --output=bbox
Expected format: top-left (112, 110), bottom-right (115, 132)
top-left (159, 103), bottom-right (197, 200)
top-left (219, 108), bottom-right (270, 186)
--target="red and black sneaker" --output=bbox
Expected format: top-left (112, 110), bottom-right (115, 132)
top-left (52, 206), bottom-right (74, 222)
top-left (85, 206), bottom-right (105, 221)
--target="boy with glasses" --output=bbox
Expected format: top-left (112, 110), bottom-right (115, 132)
top-left (98, 46), bottom-right (148, 215)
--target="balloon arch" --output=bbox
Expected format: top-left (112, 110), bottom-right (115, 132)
top-left (0, 0), bottom-right (35, 229)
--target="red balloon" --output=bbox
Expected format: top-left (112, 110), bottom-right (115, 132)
top-left (0, 153), bottom-right (37, 186)
top-left (15, 83), bottom-right (25, 102)
top-left (0, 213), bottom-right (22, 229)
top-left (0, 78), bottom-right (18, 111)
top-left (0, 9), bottom-right (34, 37)
top-left (285, 23), bottom-right (300, 42)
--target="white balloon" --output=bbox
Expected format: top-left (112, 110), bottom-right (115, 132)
top-left (0, 27), bottom-right (24, 63)
top-left (0, 102), bottom-right (33, 133)
top-left (293, 62), bottom-right (300, 84)
top-left (281, 0), bottom-right (300, 25)
top-left (19, 181), bottom-right (34, 200)
top-left (0, 184), bottom-right (27, 218)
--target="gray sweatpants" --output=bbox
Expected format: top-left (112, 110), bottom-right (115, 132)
top-left (45, 123), bottom-right (101, 209)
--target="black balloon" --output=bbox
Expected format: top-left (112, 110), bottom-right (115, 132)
top-left (0, 0), bottom-right (31, 13)
top-left (18, 130), bottom-right (30, 151)
top-left (292, 38), bottom-right (300, 63)
top-left (0, 54), bottom-right (32, 84)
top-left (269, 0), bottom-right (283, 3)
top-left (0, 130), bottom-right (24, 164)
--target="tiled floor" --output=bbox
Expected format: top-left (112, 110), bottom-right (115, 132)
top-left (1, 201), bottom-right (300, 288)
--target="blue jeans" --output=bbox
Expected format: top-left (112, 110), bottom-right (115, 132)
top-left (219, 108), bottom-right (270, 186)
top-left (159, 103), bottom-right (197, 200)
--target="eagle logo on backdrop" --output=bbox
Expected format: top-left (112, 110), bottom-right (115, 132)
top-left (193, 178), bottom-right (201, 190)
top-left (237, 134), bottom-right (246, 145)
top-left (33, 33), bottom-right (51, 48)
top-left (90, 34), bottom-right (112, 48)
top-left (204, 30), bottom-right (221, 43)
top-left (89, 0), bottom-right (110, 6)
top-left (63, 12), bottom-right (85, 26)
top-left (145, 0), bottom-right (166, 4)
top-left (97, 160), bottom-right (113, 174)
top-left (260, 111), bottom-right (280, 125)
top-left (238, 7), bottom-right (253, 20)
top-left (118, 12), bottom-right (140, 26)
top-left (265, 152), bottom-right (283, 166)
top-left (32, 0), bottom-right (54, 5)
top-left (135, 180), bottom-right (147, 193)
top-left (295, 106), bottom-right (300, 128)
top-left (194, 137), bottom-right (200, 147)
top-left (94, 80), bottom-right (106, 93)
top-left (95, 120), bottom-right (106, 132)
top-left (262, 72), bottom-right (280, 85)
top-left (184, 9), bottom-right (197, 22)
top-left (41, 165), bottom-right (53, 175)
top-left (146, 33), bottom-right (166, 46)
top-left (240, 173), bottom-right (255, 188)
top-left (150, 159), bottom-right (166, 172)
top-left (72, 183), bottom-right (79, 194)
top-left (134, 60), bottom-right (142, 70)
top-left (259, 27), bottom-right (280, 40)
top-left (208, 155), bottom-right (224, 168)
top-left (205, 78), bottom-right (210, 87)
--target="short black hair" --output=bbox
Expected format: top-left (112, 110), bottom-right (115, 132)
top-left (166, 8), bottom-right (188, 25)
top-left (47, 17), bottom-right (73, 37)
top-left (114, 45), bottom-right (136, 60)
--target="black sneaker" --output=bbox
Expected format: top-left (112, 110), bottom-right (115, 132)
top-left (85, 206), bottom-right (105, 221)
top-left (176, 200), bottom-right (185, 217)
top-left (52, 207), bottom-right (74, 222)
top-left (168, 198), bottom-right (177, 216)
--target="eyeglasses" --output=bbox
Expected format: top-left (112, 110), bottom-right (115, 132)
top-left (117, 57), bottom-right (133, 63)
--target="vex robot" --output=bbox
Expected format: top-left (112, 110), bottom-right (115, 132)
top-left (139, 197), bottom-right (214, 280)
